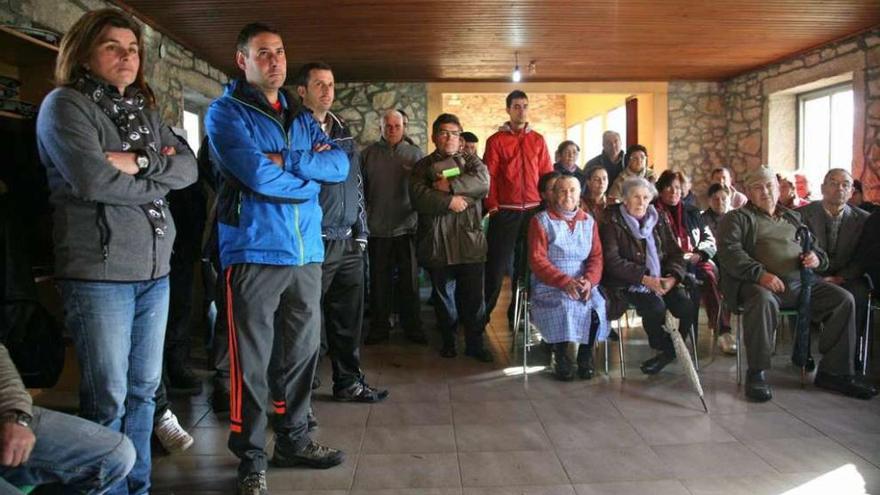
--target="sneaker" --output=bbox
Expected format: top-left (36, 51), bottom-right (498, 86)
top-left (154, 409), bottom-right (194, 454)
top-left (167, 366), bottom-right (203, 396)
top-left (271, 439), bottom-right (345, 469)
top-left (333, 380), bottom-right (389, 403)
top-left (717, 332), bottom-right (737, 355)
top-left (237, 470), bottom-right (267, 495)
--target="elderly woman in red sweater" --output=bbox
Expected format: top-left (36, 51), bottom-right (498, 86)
top-left (528, 175), bottom-right (607, 381)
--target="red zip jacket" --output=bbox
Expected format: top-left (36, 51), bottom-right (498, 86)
top-left (482, 122), bottom-right (553, 213)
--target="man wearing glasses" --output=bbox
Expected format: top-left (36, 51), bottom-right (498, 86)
top-left (409, 114), bottom-right (492, 361)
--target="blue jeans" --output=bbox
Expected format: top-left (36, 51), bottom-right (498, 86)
top-left (0, 406), bottom-right (136, 494)
top-left (59, 278), bottom-right (169, 495)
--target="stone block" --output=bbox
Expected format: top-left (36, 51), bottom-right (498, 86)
top-left (868, 45), bottom-right (880, 68)
top-left (869, 100), bottom-right (880, 120)
top-left (835, 42), bottom-right (858, 55)
top-left (371, 91), bottom-right (396, 111)
top-left (805, 53), bottom-right (821, 67)
top-left (738, 132), bottom-right (761, 155)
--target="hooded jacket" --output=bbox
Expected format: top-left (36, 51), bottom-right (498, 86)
top-left (482, 123), bottom-right (553, 212)
top-left (204, 79), bottom-right (348, 268)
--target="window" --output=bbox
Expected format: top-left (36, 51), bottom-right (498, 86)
top-left (183, 109), bottom-right (202, 155)
top-left (583, 116), bottom-right (603, 160)
top-left (798, 84), bottom-right (853, 190)
top-left (606, 105), bottom-right (627, 149)
top-left (566, 122), bottom-right (583, 155)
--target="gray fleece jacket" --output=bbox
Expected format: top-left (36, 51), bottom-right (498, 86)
top-left (0, 344), bottom-right (31, 416)
top-left (36, 87), bottom-right (197, 281)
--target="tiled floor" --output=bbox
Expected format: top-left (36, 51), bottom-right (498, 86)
top-left (151, 285), bottom-right (880, 495)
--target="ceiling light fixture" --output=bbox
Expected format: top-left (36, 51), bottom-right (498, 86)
top-left (511, 52), bottom-right (522, 83)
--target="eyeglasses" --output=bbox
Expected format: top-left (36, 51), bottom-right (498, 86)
top-left (437, 130), bottom-right (461, 138)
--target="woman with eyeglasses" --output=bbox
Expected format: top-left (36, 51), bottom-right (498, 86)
top-left (36, 9), bottom-right (196, 493)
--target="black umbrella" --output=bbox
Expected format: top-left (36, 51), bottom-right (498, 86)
top-left (793, 225), bottom-right (813, 386)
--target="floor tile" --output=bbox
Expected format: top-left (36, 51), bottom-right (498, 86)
top-left (833, 433), bottom-right (880, 467)
top-left (741, 436), bottom-right (874, 473)
top-left (680, 472), bottom-right (829, 495)
top-left (450, 379), bottom-right (529, 402)
top-left (265, 453), bottom-right (358, 490)
top-left (787, 407), bottom-right (880, 436)
top-left (352, 453), bottom-right (460, 489)
top-left (543, 418), bottom-right (644, 450)
top-left (362, 425), bottom-right (456, 453)
top-left (710, 411), bottom-right (822, 441)
top-left (350, 489), bottom-right (462, 495)
top-left (459, 451), bottom-right (569, 487)
top-left (367, 401), bottom-right (453, 426)
top-left (379, 382), bottom-right (451, 403)
top-left (529, 397), bottom-right (620, 423)
top-left (452, 400), bottom-right (538, 424)
top-left (628, 415), bottom-right (736, 445)
top-left (463, 486), bottom-right (575, 495)
top-left (650, 442), bottom-right (776, 479)
top-left (573, 480), bottom-right (690, 495)
top-left (311, 400), bottom-right (372, 426)
top-left (556, 445), bottom-right (672, 483)
top-left (455, 422), bottom-right (553, 452)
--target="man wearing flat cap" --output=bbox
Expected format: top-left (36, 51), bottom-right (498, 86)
top-left (716, 167), bottom-right (876, 402)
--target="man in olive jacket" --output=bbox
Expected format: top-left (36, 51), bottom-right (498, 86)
top-left (410, 113), bottom-right (492, 362)
top-left (716, 167), bottom-right (876, 403)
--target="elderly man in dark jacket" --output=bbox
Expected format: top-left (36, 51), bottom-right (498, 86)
top-left (600, 177), bottom-right (694, 375)
top-left (410, 113), bottom-right (492, 362)
top-left (798, 169), bottom-right (870, 368)
top-left (716, 167), bottom-right (876, 403)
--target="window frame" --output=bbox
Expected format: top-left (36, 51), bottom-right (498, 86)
top-left (796, 82), bottom-right (853, 173)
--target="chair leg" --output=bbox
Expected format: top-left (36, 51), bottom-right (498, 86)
top-left (603, 338), bottom-right (610, 375)
top-left (736, 313), bottom-right (743, 385)
top-left (522, 292), bottom-right (529, 375)
top-left (619, 318), bottom-right (627, 379)
top-left (860, 293), bottom-right (872, 375)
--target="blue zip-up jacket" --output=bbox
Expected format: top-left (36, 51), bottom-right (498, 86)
top-left (205, 79), bottom-right (349, 268)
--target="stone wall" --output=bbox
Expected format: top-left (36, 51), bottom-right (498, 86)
top-left (443, 93), bottom-right (566, 158)
top-left (669, 27), bottom-right (880, 202)
top-left (329, 82), bottom-right (428, 152)
top-left (1, 0), bottom-right (227, 126)
top-left (667, 82), bottom-right (727, 195)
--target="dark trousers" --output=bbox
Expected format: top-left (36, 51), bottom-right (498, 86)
top-left (484, 209), bottom-right (532, 319)
top-left (367, 235), bottom-right (421, 336)
top-left (623, 287), bottom-right (694, 354)
top-left (225, 263), bottom-right (321, 475)
top-left (429, 263), bottom-right (486, 349)
top-left (739, 278), bottom-right (855, 374)
top-left (317, 238), bottom-right (366, 390)
top-left (154, 257), bottom-right (197, 418)
top-left (210, 264), bottom-right (230, 395)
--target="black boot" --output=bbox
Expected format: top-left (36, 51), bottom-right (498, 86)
top-left (576, 344), bottom-right (595, 380)
top-left (639, 350), bottom-right (675, 375)
top-left (440, 334), bottom-right (456, 358)
top-left (745, 369), bottom-right (773, 402)
top-left (552, 343), bottom-right (575, 381)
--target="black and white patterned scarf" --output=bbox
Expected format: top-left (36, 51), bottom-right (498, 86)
top-left (73, 72), bottom-right (168, 242)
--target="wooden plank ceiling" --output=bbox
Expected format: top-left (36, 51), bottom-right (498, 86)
top-left (113, 0), bottom-right (880, 82)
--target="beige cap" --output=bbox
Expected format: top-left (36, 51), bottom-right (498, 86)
top-left (744, 166), bottom-right (777, 187)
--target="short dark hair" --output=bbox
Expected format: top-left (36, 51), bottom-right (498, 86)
top-left (236, 22), bottom-right (280, 55)
top-left (460, 131), bottom-right (478, 143)
top-left (710, 166), bottom-right (730, 177)
top-left (557, 140), bottom-right (580, 155)
top-left (707, 183), bottom-right (730, 197)
top-left (655, 169), bottom-right (684, 192)
top-left (626, 144), bottom-right (648, 158)
top-left (538, 171), bottom-right (563, 194)
top-left (293, 61), bottom-right (333, 89)
top-left (506, 90), bottom-right (528, 109)
top-left (585, 165), bottom-right (606, 180)
top-left (432, 113), bottom-right (462, 135)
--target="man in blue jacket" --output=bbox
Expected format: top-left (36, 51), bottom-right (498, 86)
top-left (204, 23), bottom-right (348, 495)
top-left (288, 62), bottom-right (387, 403)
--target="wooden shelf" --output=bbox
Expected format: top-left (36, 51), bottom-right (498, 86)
top-left (0, 25), bottom-right (58, 68)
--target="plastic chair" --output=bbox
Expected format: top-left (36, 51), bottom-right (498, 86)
top-left (731, 301), bottom-right (800, 384)
top-left (612, 301), bottom-right (699, 379)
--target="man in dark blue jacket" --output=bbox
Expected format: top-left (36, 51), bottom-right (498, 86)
top-left (205, 24), bottom-right (348, 495)
top-left (289, 62), bottom-right (386, 403)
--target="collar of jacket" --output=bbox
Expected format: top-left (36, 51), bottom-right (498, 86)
top-left (321, 110), bottom-right (353, 140)
top-left (228, 78), bottom-right (304, 128)
top-left (498, 122), bottom-right (532, 134)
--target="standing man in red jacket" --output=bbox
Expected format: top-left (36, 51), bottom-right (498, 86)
top-left (482, 90), bottom-right (553, 323)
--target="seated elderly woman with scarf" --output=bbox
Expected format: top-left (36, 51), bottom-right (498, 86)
top-left (600, 177), bottom-right (695, 375)
top-left (528, 174), bottom-right (607, 381)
